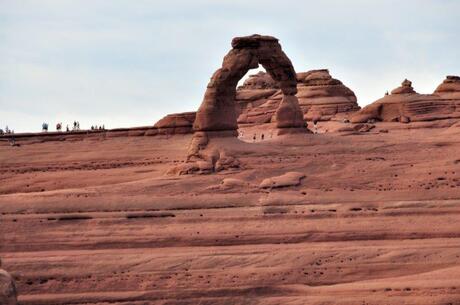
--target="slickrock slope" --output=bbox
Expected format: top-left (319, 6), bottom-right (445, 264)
top-left (238, 69), bottom-right (359, 124)
top-left (1, 121), bottom-right (460, 305)
top-left (352, 77), bottom-right (460, 123)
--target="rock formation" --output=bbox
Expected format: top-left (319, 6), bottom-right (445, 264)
top-left (297, 69), bottom-right (360, 121)
top-left (237, 69), bottom-right (359, 124)
top-left (182, 34), bottom-right (306, 173)
top-left (351, 77), bottom-right (460, 123)
top-left (434, 75), bottom-right (460, 96)
top-left (234, 71), bottom-right (279, 123)
top-left (0, 260), bottom-right (17, 305)
top-left (193, 34), bottom-right (305, 134)
top-left (259, 172), bottom-right (305, 189)
top-left (154, 112), bottom-right (196, 135)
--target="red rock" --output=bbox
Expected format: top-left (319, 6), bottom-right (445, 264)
top-left (391, 79), bottom-right (416, 94)
top-left (0, 265), bottom-right (17, 305)
top-left (237, 69), bottom-right (359, 124)
top-left (259, 172), bottom-right (305, 189)
top-left (193, 34), bottom-right (305, 134)
top-left (235, 71), bottom-right (279, 116)
top-left (434, 75), bottom-right (460, 94)
top-left (297, 69), bottom-right (360, 121)
top-left (154, 112), bottom-right (196, 135)
top-left (351, 77), bottom-right (460, 123)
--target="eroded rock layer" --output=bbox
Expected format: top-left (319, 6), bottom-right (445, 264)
top-left (0, 261), bottom-right (17, 305)
top-left (1, 126), bottom-right (460, 305)
top-left (351, 77), bottom-right (460, 123)
top-left (237, 69), bottom-right (359, 124)
top-left (154, 112), bottom-right (196, 135)
top-left (235, 71), bottom-right (279, 118)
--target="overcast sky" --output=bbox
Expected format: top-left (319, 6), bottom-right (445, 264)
top-left (1, 0), bottom-right (459, 132)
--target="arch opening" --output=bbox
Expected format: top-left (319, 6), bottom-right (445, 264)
top-left (193, 34), bottom-right (305, 135)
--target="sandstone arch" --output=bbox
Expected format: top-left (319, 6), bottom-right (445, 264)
top-left (193, 34), bottom-right (305, 134)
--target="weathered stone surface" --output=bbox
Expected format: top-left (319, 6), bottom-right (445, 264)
top-left (193, 34), bottom-right (305, 133)
top-left (0, 267), bottom-right (17, 305)
top-left (391, 79), bottom-right (416, 94)
top-left (235, 71), bottom-right (279, 116)
top-left (434, 75), bottom-right (460, 96)
top-left (297, 69), bottom-right (360, 121)
top-left (351, 77), bottom-right (460, 123)
top-left (237, 69), bottom-right (359, 124)
top-left (259, 172), bottom-right (305, 189)
top-left (154, 112), bottom-right (196, 135)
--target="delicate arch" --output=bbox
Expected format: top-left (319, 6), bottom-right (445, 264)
top-left (193, 35), bottom-right (305, 133)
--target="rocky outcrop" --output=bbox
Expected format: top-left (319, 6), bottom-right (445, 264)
top-left (434, 75), bottom-right (460, 95)
top-left (237, 69), bottom-right (359, 124)
top-left (351, 77), bottom-right (460, 123)
top-left (154, 112), bottom-right (196, 135)
top-left (235, 71), bottom-right (279, 120)
top-left (259, 172), bottom-right (305, 189)
top-left (390, 79), bottom-right (416, 94)
top-left (183, 34), bottom-right (306, 173)
top-left (193, 34), bottom-right (305, 134)
top-left (0, 260), bottom-right (17, 305)
top-left (297, 69), bottom-right (359, 121)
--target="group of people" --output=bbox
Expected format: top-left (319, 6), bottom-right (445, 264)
top-left (252, 133), bottom-right (269, 142)
top-left (0, 126), bottom-right (14, 135)
top-left (90, 125), bottom-right (105, 131)
top-left (40, 121), bottom-right (106, 132)
top-left (238, 130), bottom-right (274, 142)
top-left (2, 120), bottom-right (109, 137)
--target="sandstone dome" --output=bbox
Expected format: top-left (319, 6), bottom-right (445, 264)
top-left (237, 69), bottom-right (359, 124)
top-left (351, 77), bottom-right (460, 123)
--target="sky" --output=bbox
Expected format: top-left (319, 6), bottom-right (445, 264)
top-left (1, 0), bottom-right (459, 132)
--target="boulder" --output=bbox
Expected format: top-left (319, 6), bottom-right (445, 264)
top-left (207, 178), bottom-right (251, 191)
top-left (259, 172), bottom-right (305, 189)
top-left (0, 269), bottom-right (17, 305)
top-left (391, 79), bottom-right (416, 94)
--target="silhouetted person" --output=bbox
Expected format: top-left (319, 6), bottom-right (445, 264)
top-left (66, 125), bottom-right (70, 132)
top-left (9, 137), bottom-right (17, 147)
top-left (253, 134), bottom-right (256, 142)
top-left (261, 134), bottom-right (264, 140)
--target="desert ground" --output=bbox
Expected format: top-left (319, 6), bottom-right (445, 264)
top-left (1, 120), bottom-right (460, 305)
